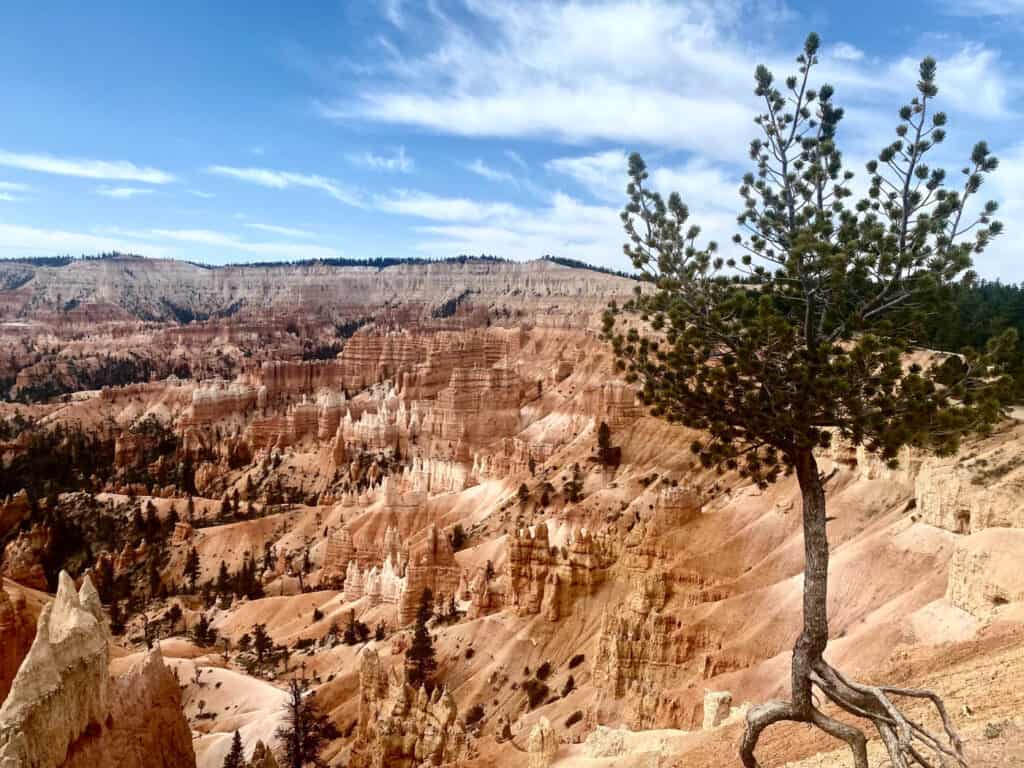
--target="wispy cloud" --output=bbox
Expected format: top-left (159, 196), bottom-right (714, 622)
top-left (244, 222), bottom-right (316, 239)
top-left (383, 0), bottom-right (405, 28)
top-left (189, 189), bottom-right (215, 199)
top-left (465, 158), bottom-right (518, 185)
top-left (935, 0), bottom-right (1024, 15)
top-left (206, 165), bottom-right (361, 206)
top-left (410, 192), bottom-right (626, 267)
top-left (831, 42), bottom-right (864, 61)
top-left (0, 149), bottom-right (174, 183)
top-left (376, 190), bottom-right (519, 221)
top-left (0, 223), bottom-right (172, 258)
top-left (348, 146), bottom-right (414, 173)
top-left (0, 181), bottom-right (27, 202)
top-left (504, 150), bottom-right (527, 169)
top-left (324, 0), bottom-right (1014, 162)
top-left (96, 186), bottom-right (152, 199)
top-left (547, 149), bottom-right (740, 248)
top-left (146, 228), bottom-right (340, 260)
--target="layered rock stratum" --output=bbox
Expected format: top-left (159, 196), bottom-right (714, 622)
top-left (1, 256), bottom-right (1022, 768)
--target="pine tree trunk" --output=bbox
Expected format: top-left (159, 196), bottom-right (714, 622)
top-left (791, 447), bottom-right (829, 716)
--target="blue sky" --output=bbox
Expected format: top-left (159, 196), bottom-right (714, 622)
top-left (1, 0), bottom-right (1022, 277)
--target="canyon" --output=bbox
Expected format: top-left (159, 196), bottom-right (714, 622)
top-left (1, 255), bottom-right (1022, 767)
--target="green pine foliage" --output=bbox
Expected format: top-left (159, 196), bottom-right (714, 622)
top-left (222, 730), bottom-right (244, 768)
top-left (405, 588), bottom-right (438, 691)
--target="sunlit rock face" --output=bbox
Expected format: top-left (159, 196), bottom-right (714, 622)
top-left (0, 573), bottom-right (194, 768)
top-left (349, 647), bottom-right (468, 768)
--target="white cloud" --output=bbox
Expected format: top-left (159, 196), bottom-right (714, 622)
top-left (348, 146), bottom-right (414, 173)
top-left (324, 1), bottom-right (761, 162)
top-left (0, 193), bottom-right (16, 202)
top-left (0, 150), bottom-right (174, 183)
top-left (0, 181), bottom-right (28, 192)
top-left (465, 158), bottom-right (518, 185)
top-left (975, 141), bottom-right (1024, 281)
top-left (384, 0), bottom-right (405, 28)
top-left (937, 0), bottom-right (1024, 15)
top-left (96, 186), bottom-right (152, 199)
top-left (376, 190), bottom-right (520, 221)
top-left (546, 150), bottom-right (627, 201)
top-left (505, 150), bottom-right (527, 169)
top-left (244, 222), bottom-right (316, 239)
top-left (0, 223), bottom-right (173, 258)
top-left (832, 42), bottom-right (864, 61)
top-left (189, 189), bottom-right (215, 199)
top-left (547, 149), bottom-right (740, 243)
top-left (206, 165), bottom-right (361, 206)
top-left (147, 228), bottom-right (340, 260)
top-left (324, 0), bottom-right (1014, 163)
top-left (410, 191), bottom-right (626, 268)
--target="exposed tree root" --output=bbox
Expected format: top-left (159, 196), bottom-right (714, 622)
top-left (740, 659), bottom-right (968, 768)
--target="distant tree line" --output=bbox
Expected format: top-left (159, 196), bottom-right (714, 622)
top-left (541, 254), bottom-right (637, 280)
top-left (921, 279), bottom-right (1024, 398)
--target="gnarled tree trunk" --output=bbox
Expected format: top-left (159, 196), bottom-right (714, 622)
top-left (740, 448), bottom-right (967, 768)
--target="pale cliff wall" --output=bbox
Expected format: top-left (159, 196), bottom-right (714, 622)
top-left (0, 572), bottom-right (195, 768)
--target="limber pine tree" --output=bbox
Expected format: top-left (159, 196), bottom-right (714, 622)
top-left (276, 675), bottom-right (338, 768)
top-left (604, 34), bottom-right (1011, 768)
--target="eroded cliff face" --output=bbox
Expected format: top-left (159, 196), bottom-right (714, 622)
top-left (3, 260), bottom-right (1024, 768)
top-left (0, 573), bottom-right (194, 768)
top-left (0, 257), bottom-right (636, 323)
top-left (0, 583), bottom-right (35, 703)
top-left (350, 647), bottom-right (468, 768)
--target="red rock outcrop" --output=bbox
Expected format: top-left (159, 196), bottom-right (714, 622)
top-left (398, 525), bottom-right (461, 625)
top-left (0, 582), bottom-right (35, 703)
top-left (0, 572), bottom-right (195, 768)
top-left (503, 524), bottom-right (615, 621)
top-left (349, 647), bottom-right (468, 768)
top-left (0, 524), bottom-right (52, 590)
top-left (592, 571), bottom-right (685, 727)
top-left (0, 490), bottom-right (31, 540)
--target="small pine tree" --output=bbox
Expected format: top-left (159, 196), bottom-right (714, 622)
top-left (192, 614), bottom-right (214, 647)
top-left (148, 556), bottom-right (162, 598)
top-left (405, 588), bottom-right (437, 691)
top-left (449, 523), bottom-right (466, 551)
top-left (166, 603), bottom-right (183, 633)
top-left (222, 730), bottom-right (244, 768)
top-left (109, 597), bottom-right (124, 635)
top-left (185, 546), bottom-right (200, 593)
top-left (605, 34), bottom-right (1007, 768)
top-left (276, 676), bottom-right (338, 768)
top-left (252, 622), bottom-right (272, 664)
top-left (216, 560), bottom-right (231, 597)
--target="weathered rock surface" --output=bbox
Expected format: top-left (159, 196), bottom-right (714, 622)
top-left (0, 572), bottom-right (195, 768)
top-left (0, 583), bottom-right (35, 703)
top-left (702, 690), bottom-right (733, 729)
top-left (0, 525), bottom-right (51, 591)
top-left (2, 257), bottom-right (636, 322)
top-left (350, 647), bottom-right (468, 768)
top-left (946, 528), bottom-right (1024, 618)
top-left (527, 717), bottom-right (558, 768)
